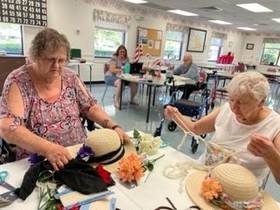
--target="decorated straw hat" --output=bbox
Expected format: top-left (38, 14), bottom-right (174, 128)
top-left (68, 128), bottom-right (136, 173)
top-left (185, 163), bottom-right (279, 210)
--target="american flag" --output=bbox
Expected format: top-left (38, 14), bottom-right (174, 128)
top-left (133, 45), bottom-right (143, 63)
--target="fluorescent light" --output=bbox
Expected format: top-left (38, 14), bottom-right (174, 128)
top-left (209, 20), bottom-right (232, 25)
top-left (272, 18), bottom-right (280, 23)
top-left (236, 3), bottom-right (272, 13)
top-left (168, 10), bottom-right (198, 16)
top-left (237, 27), bottom-right (257, 31)
top-left (123, 0), bottom-right (147, 4)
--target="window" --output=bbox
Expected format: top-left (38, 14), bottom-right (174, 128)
top-left (0, 23), bottom-right (23, 55)
top-left (94, 27), bottom-right (125, 58)
top-left (208, 37), bottom-right (223, 61)
top-left (164, 31), bottom-right (184, 60)
top-left (261, 43), bottom-right (280, 65)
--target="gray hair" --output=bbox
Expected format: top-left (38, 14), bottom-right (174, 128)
top-left (226, 71), bottom-right (269, 102)
top-left (29, 27), bottom-right (70, 61)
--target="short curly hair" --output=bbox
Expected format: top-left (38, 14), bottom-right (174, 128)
top-left (226, 71), bottom-right (269, 102)
top-left (29, 27), bottom-right (70, 61)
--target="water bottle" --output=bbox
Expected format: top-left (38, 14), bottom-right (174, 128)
top-left (124, 63), bottom-right (130, 74)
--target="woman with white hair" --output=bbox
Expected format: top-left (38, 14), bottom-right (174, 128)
top-left (165, 71), bottom-right (280, 186)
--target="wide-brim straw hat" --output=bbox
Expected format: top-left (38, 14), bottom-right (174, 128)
top-left (185, 164), bottom-right (279, 210)
top-left (68, 129), bottom-right (136, 173)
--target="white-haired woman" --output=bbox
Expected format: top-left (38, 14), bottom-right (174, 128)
top-left (165, 71), bottom-right (280, 186)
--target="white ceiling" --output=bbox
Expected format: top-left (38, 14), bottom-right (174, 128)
top-left (126, 0), bottom-right (280, 33)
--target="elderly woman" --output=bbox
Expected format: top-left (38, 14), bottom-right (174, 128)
top-left (104, 45), bottom-right (138, 108)
top-left (0, 28), bottom-right (129, 170)
top-left (165, 71), bottom-right (280, 186)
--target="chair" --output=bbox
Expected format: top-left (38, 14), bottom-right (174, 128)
top-left (101, 63), bottom-right (113, 102)
top-left (101, 63), bottom-right (130, 103)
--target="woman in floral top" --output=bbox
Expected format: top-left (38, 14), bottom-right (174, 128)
top-left (0, 28), bottom-right (128, 171)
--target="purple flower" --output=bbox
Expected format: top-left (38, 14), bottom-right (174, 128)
top-left (77, 145), bottom-right (94, 158)
top-left (28, 153), bottom-right (45, 165)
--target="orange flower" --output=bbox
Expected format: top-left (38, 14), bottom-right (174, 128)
top-left (118, 153), bottom-right (144, 183)
top-left (201, 177), bottom-right (223, 201)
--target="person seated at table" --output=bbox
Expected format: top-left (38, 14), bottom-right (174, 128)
top-left (165, 71), bottom-right (280, 186)
top-left (172, 52), bottom-right (199, 99)
top-left (0, 28), bottom-right (129, 170)
top-left (104, 45), bottom-right (138, 108)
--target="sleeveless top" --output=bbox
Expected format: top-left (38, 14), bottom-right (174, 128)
top-left (105, 56), bottom-right (128, 77)
top-left (0, 65), bottom-right (97, 160)
top-left (200, 102), bottom-right (280, 182)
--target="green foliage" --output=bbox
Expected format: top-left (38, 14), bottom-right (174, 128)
top-left (133, 129), bottom-right (141, 139)
top-left (0, 43), bottom-right (22, 54)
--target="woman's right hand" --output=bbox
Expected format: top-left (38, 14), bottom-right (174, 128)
top-left (164, 105), bottom-right (179, 120)
top-left (43, 143), bottom-right (73, 171)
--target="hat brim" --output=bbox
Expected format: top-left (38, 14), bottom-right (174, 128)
top-left (185, 171), bottom-right (279, 210)
top-left (68, 140), bottom-right (136, 173)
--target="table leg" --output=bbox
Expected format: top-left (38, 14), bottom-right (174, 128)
top-left (89, 65), bottom-right (92, 91)
top-left (77, 64), bottom-right (80, 77)
top-left (152, 86), bottom-right (157, 106)
top-left (146, 85), bottom-right (152, 123)
top-left (119, 80), bottom-right (123, 111)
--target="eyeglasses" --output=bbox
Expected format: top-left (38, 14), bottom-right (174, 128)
top-left (42, 57), bottom-right (68, 66)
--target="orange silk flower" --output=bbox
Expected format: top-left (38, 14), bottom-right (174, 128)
top-left (201, 176), bottom-right (223, 201)
top-left (118, 153), bottom-right (144, 183)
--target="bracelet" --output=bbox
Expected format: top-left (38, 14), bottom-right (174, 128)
top-left (111, 125), bottom-right (121, 130)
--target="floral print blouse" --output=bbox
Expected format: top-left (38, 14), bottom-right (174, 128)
top-left (0, 65), bottom-right (97, 160)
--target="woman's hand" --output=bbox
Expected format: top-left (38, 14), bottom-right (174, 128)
top-left (43, 143), bottom-right (73, 171)
top-left (248, 133), bottom-right (277, 159)
top-left (164, 105), bottom-right (179, 120)
top-left (114, 127), bottom-right (130, 143)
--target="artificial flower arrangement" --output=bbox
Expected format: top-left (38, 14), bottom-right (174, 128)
top-left (117, 153), bottom-right (145, 183)
top-left (27, 145), bottom-right (113, 210)
top-left (201, 175), bottom-right (262, 210)
top-left (133, 129), bottom-right (162, 155)
top-left (117, 152), bottom-right (164, 185)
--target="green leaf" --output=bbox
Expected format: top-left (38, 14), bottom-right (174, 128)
top-left (145, 161), bottom-right (154, 172)
top-left (133, 129), bottom-right (141, 139)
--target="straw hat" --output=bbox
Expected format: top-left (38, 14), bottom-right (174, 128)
top-left (185, 163), bottom-right (279, 210)
top-left (68, 129), bottom-right (136, 173)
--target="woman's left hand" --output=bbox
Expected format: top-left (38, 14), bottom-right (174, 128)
top-left (248, 133), bottom-right (277, 158)
top-left (114, 127), bottom-right (130, 143)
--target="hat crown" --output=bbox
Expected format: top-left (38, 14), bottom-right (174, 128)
top-left (212, 163), bottom-right (259, 201)
top-left (85, 129), bottom-right (121, 157)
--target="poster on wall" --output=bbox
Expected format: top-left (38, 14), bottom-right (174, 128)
top-left (0, 0), bottom-right (47, 26)
top-left (186, 28), bottom-right (207, 53)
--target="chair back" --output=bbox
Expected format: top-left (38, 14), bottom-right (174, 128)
top-left (236, 62), bottom-right (245, 72)
top-left (104, 63), bottom-right (110, 74)
top-left (198, 69), bottom-right (207, 84)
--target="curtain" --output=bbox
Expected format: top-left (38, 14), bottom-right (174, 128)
top-left (93, 9), bottom-right (131, 29)
top-left (166, 23), bottom-right (189, 33)
top-left (263, 38), bottom-right (280, 43)
top-left (212, 32), bottom-right (227, 40)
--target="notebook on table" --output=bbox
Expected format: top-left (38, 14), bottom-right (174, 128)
top-left (129, 62), bottom-right (144, 74)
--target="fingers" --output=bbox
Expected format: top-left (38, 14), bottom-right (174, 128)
top-left (45, 144), bottom-right (73, 171)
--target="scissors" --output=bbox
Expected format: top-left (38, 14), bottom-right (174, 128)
top-left (0, 171), bottom-right (15, 191)
top-left (154, 197), bottom-right (201, 210)
top-left (0, 171), bottom-right (8, 182)
top-left (0, 171), bottom-right (18, 206)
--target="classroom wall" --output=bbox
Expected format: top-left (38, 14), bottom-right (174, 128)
top-left (19, 0), bottom-right (280, 82)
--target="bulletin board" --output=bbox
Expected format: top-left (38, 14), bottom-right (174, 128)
top-left (136, 27), bottom-right (162, 56)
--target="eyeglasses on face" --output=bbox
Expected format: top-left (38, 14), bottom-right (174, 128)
top-left (41, 57), bottom-right (68, 66)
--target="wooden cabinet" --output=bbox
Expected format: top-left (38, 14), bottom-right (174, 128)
top-left (0, 56), bottom-right (26, 94)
